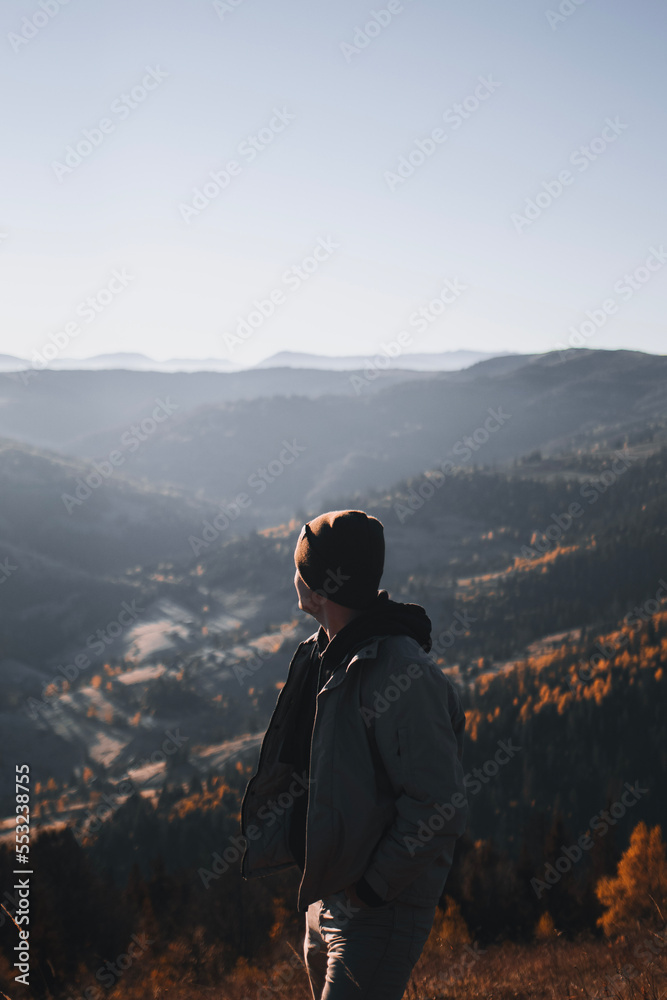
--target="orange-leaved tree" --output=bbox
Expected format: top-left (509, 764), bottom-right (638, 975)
top-left (596, 821), bottom-right (667, 936)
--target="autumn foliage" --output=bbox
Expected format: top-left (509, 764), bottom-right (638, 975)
top-left (596, 821), bottom-right (667, 935)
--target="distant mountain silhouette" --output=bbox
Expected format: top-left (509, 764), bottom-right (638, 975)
top-left (251, 348), bottom-right (505, 370)
top-left (0, 347), bottom-right (507, 373)
top-left (0, 351), bottom-right (238, 373)
top-left (45, 348), bottom-right (667, 515)
top-left (0, 364), bottom-right (434, 452)
top-left (0, 352), bottom-right (27, 369)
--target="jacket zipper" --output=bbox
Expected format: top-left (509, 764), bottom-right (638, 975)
top-left (298, 656), bottom-right (326, 902)
top-left (240, 638), bottom-right (313, 876)
top-left (297, 644), bottom-right (361, 905)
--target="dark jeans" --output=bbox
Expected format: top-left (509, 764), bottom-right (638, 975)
top-left (304, 888), bottom-right (437, 1000)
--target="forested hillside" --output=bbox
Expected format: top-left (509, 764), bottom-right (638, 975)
top-left (1, 354), bottom-right (665, 999)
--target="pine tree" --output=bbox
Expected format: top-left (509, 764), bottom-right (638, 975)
top-left (596, 821), bottom-right (667, 935)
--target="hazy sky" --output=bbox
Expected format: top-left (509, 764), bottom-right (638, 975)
top-left (2, 0), bottom-right (666, 365)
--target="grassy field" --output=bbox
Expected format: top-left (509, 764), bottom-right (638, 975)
top-left (74, 929), bottom-right (666, 1000)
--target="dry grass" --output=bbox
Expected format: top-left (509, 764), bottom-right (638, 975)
top-left (99, 932), bottom-right (667, 1000)
top-left (406, 934), bottom-right (667, 1000)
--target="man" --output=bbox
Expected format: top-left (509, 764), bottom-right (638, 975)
top-left (240, 509), bottom-right (469, 999)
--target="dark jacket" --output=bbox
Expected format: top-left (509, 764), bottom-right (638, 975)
top-left (240, 591), bottom-right (469, 912)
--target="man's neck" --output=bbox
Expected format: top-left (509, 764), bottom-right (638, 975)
top-left (320, 607), bottom-right (364, 643)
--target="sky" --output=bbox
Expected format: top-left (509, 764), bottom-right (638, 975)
top-left (1, 0), bottom-right (666, 366)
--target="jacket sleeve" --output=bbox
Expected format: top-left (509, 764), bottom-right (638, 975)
top-left (358, 650), bottom-right (469, 903)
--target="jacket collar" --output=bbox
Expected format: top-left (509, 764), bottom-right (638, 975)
top-left (315, 623), bottom-right (381, 668)
top-left (320, 639), bottom-right (381, 693)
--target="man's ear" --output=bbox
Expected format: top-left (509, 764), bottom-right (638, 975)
top-left (309, 589), bottom-right (328, 611)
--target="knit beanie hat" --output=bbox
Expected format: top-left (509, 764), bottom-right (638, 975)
top-left (294, 509), bottom-right (385, 610)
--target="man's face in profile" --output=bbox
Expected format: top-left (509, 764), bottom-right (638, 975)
top-left (294, 568), bottom-right (321, 619)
